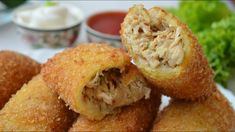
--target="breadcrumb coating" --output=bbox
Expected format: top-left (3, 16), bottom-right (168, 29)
top-left (0, 50), bottom-right (40, 109)
top-left (42, 43), bottom-right (152, 120)
top-left (121, 5), bottom-right (215, 100)
top-left (152, 89), bottom-right (235, 131)
top-left (0, 75), bottom-right (75, 131)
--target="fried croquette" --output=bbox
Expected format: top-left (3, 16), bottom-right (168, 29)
top-left (42, 43), bottom-right (151, 120)
top-left (152, 90), bottom-right (235, 131)
top-left (0, 75), bottom-right (75, 131)
top-left (69, 88), bottom-right (161, 132)
top-left (0, 50), bottom-right (40, 109)
top-left (121, 5), bottom-right (215, 100)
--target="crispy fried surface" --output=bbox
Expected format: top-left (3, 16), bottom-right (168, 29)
top-left (42, 43), bottom-right (134, 120)
top-left (69, 88), bottom-right (161, 132)
top-left (121, 5), bottom-right (215, 100)
top-left (152, 90), bottom-right (235, 131)
top-left (0, 75), bottom-right (75, 131)
top-left (0, 51), bottom-right (40, 109)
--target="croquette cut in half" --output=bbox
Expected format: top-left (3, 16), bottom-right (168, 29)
top-left (121, 5), bottom-right (215, 100)
top-left (69, 88), bottom-right (161, 132)
top-left (0, 75), bottom-right (75, 131)
top-left (0, 51), bottom-right (40, 109)
top-left (42, 43), bottom-right (151, 120)
top-left (152, 89), bottom-right (235, 131)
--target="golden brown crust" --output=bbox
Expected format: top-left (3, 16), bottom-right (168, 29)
top-left (0, 75), bottom-right (75, 131)
top-left (121, 5), bottom-right (215, 100)
top-left (152, 89), bottom-right (235, 131)
top-left (0, 51), bottom-right (41, 109)
top-left (69, 88), bottom-right (161, 132)
top-left (42, 43), bottom-right (133, 120)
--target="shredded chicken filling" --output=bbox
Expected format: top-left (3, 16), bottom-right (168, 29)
top-left (126, 14), bottom-right (184, 68)
top-left (82, 68), bottom-right (151, 111)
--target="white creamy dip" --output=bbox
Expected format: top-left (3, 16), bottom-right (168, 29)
top-left (14, 4), bottom-right (83, 30)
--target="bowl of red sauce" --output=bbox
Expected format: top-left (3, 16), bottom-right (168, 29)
top-left (85, 11), bottom-right (126, 47)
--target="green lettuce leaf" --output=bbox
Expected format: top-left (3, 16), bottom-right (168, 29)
top-left (198, 14), bottom-right (235, 86)
top-left (170, 0), bottom-right (231, 33)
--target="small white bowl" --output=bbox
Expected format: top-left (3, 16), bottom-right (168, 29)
top-left (12, 4), bottom-right (84, 48)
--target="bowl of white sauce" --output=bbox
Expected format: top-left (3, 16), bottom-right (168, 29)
top-left (13, 3), bottom-right (84, 48)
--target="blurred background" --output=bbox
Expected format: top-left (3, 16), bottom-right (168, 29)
top-left (0, 0), bottom-right (235, 94)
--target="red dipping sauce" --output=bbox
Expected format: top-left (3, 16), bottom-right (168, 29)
top-left (87, 11), bottom-right (126, 36)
